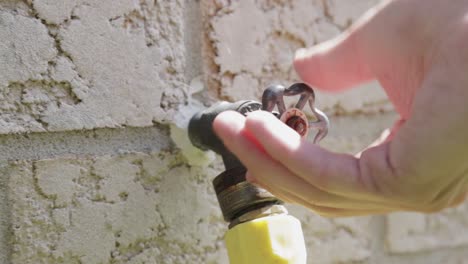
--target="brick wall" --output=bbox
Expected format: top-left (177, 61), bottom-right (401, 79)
top-left (0, 1), bottom-right (466, 263)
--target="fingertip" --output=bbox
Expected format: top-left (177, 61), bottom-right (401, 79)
top-left (213, 111), bottom-right (245, 139)
top-left (293, 32), bottom-right (373, 92)
top-left (293, 46), bottom-right (322, 89)
top-left (245, 111), bottom-right (301, 148)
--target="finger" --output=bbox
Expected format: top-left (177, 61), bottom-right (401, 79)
top-left (249, 163), bottom-right (394, 211)
top-left (294, 33), bottom-right (371, 91)
top-left (248, 171), bottom-right (392, 217)
top-left (272, 187), bottom-right (391, 218)
top-left (244, 111), bottom-right (396, 203)
top-left (214, 111), bottom-right (395, 210)
top-left (293, 2), bottom-right (388, 91)
top-left (385, 62), bottom-right (468, 202)
top-left (428, 175), bottom-right (468, 211)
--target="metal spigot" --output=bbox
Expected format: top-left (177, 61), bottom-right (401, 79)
top-left (188, 82), bottom-right (329, 225)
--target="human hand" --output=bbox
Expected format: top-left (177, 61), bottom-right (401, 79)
top-left (213, 0), bottom-right (468, 217)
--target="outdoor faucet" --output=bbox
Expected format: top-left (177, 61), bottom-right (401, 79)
top-left (188, 82), bottom-right (329, 264)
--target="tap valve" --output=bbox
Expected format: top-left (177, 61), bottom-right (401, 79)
top-left (188, 82), bottom-right (329, 264)
top-left (262, 83), bottom-right (329, 142)
top-left (188, 83), bottom-right (329, 224)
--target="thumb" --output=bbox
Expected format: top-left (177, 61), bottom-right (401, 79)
top-left (240, 111), bottom-right (399, 202)
top-left (293, 4), bottom-right (384, 92)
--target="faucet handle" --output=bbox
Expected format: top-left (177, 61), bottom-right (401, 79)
top-left (261, 83), bottom-right (329, 143)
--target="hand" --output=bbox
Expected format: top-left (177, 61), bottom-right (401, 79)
top-left (213, 0), bottom-right (468, 217)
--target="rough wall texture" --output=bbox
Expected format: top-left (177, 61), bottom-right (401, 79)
top-left (0, 1), bottom-right (467, 264)
top-left (0, 0), bottom-right (187, 133)
top-left (202, 0), bottom-right (392, 114)
top-left (8, 153), bottom-right (227, 264)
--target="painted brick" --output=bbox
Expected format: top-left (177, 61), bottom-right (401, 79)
top-left (288, 205), bottom-right (373, 264)
top-left (202, 0), bottom-right (389, 114)
top-left (7, 152), bottom-right (227, 264)
top-left (386, 201), bottom-right (468, 254)
top-left (0, 1), bottom-right (187, 133)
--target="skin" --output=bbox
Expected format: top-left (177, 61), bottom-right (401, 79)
top-left (213, 0), bottom-right (468, 217)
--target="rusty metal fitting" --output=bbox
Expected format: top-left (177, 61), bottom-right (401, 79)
top-left (188, 82), bottom-right (329, 227)
top-left (280, 107), bottom-right (309, 137)
top-left (228, 204), bottom-right (288, 229)
top-left (213, 166), bottom-right (281, 223)
top-left (287, 116), bottom-right (307, 135)
top-left (262, 83), bottom-right (329, 143)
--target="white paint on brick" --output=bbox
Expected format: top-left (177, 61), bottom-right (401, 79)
top-left (204, 0), bottom-right (388, 114)
top-left (221, 73), bottom-right (261, 102)
top-left (288, 205), bottom-right (372, 263)
top-left (0, 12), bottom-right (56, 87)
top-left (8, 153), bottom-right (228, 264)
top-left (0, 11), bottom-right (59, 133)
top-left (386, 202), bottom-right (468, 254)
top-left (325, 0), bottom-right (382, 28)
top-left (33, 0), bottom-right (76, 25)
top-left (0, 1), bottom-right (187, 133)
top-left (315, 81), bottom-right (393, 114)
top-left (43, 1), bottom-right (179, 130)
